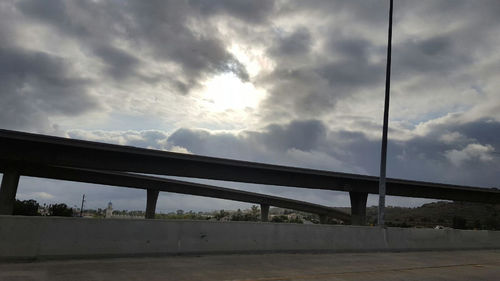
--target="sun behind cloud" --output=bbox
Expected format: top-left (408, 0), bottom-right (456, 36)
top-left (197, 72), bottom-right (266, 112)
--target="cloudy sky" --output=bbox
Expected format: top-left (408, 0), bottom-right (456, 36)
top-left (1, 0), bottom-right (499, 212)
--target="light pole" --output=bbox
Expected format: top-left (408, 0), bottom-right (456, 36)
top-left (378, 0), bottom-right (393, 227)
top-left (80, 194), bottom-right (85, 217)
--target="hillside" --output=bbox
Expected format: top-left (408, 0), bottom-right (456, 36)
top-left (359, 201), bottom-right (500, 229)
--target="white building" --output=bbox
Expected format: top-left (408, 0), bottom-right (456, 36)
top-left (105, 202), bottom-right (113, 218)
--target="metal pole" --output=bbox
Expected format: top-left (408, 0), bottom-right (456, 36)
top-left (378, 0), bottom-right (393, 227)
top-left (80, 194), bottom-right (85, 217)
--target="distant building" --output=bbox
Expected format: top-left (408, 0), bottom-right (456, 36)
top-left (105, 202), bottom-right (113, 218)
top-left (38, 204), bottom-right (50, 216)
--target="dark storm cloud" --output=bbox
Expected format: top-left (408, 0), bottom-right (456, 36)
top-left (259, 32), bottom-right (385, 121)
top-left (16, 0), bottom-right (253, 88)
top-left (318, 36), bottom-right (385, 88)
top-left (168, 120), bottom-right (329, 163)
top-left (317, 59), bottom-right (384, 89)
top-left (93, 46), bottom-right (141, 80)
top-left (329, 38), bottom-right (375, 60)
top-left (167, 119), bottom-right (362, 172)
top-left (392, 35), bottom-right (473, 78)
top-left (397, 0), bottom-right (500, 26)
top-left (168, 128), bottom-right (250, 159)
top-left (391, 1), bottom-right (500, 79)
top-left (279, 0), bottom-right (388, 26)
top-left (0, 47), bottom-right (98, 130)
top-left (167, 129), bottom-right (211, 154)
top-left (250, 120), bottom-right (327, 152)
top-left (456, 119), bottom-right (500, 146)
top-left (67, 130), bottom-right (171, 150)
top-left (192, 0), bottom-right (275, 24)
top-left (258, 69), bottom-right (333, 119)
top-left (360, 115), bottom-right (500, 187)
top-left (325, 130), bottom-right (380, 173)
top-left (269, 27), bottom-right (312, 57)
top-left (16, 0), bottom-right (95, 38)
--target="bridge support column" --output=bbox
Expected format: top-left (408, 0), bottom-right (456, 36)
top-left (0, 168), bottom-right (20, 215)
top-left (349, 191), bottom-right (368, 225)
top-left (260, 204), bottom-right (269, 222)
top-left (145, 189), bottom-right (159, 219)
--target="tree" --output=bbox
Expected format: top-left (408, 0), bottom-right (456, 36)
top-left (452, 216), bottom-right (467, 229)
top-left (250, 205), bottom-right (260, 217)
top-left (271, 215), bottom-right (288, 223)
top-left (215, 210), bottom-right (229, 220)
top-left (49, 203), bottom-right (74, 217)
top-left (484, 217), bottom-right (499, 230)
top-left (288, 217), bottom-right (303, 224)
top-left (13, 199), bottom-right (40, 216)
top-left (231, 209), bottom-right (244, 221)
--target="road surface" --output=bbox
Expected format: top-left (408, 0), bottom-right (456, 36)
top-left (1, 250), bottom-right (499, 281)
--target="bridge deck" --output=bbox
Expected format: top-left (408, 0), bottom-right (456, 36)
top-left (2, 250), bottom-right (499, 281)
top-left (14, 164), bottom-right (350, 220)
top-left (1, 129), bottom-right (499, 203)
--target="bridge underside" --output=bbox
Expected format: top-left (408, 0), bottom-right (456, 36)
top-left (0, 164), bottom-right (352, 223)
top-left (1, 129), bottom-right (499, 225)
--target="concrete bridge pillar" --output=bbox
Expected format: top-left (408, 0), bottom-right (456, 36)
top-left (0, 167), bottom-right (20, 215)
top-left (260, 204), bottom-right (269, 222)
top-left (145, 189), bottom-right (159, 219)
top-left (349, 191), bottom-right (368, 225)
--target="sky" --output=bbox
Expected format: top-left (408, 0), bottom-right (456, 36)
top-left (1, 0), bottom-right (499, 212)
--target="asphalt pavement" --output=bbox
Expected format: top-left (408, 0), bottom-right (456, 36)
top-left (1, 250), bottom-right (499, 281)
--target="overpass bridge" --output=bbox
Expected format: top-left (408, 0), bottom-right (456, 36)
top-left (3, 163), bottom-right (350, 222)
top-left (0, 129), bottom-right (499, 224)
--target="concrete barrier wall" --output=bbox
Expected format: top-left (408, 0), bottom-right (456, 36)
top-left (1, 216), bottom-right (500, 260)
